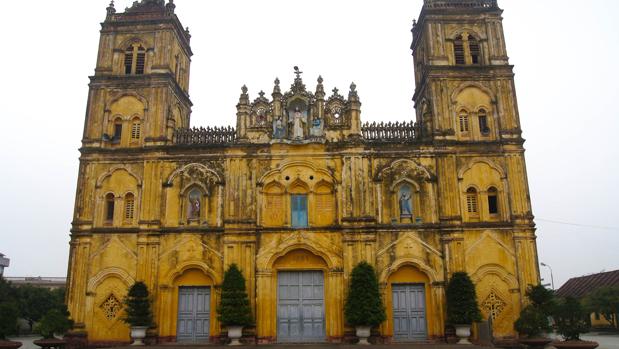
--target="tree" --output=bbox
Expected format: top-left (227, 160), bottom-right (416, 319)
top-left (445, 272), bottom-right (482, 325)
top-left (0, 278), bottom-right (19, 340)
top-left (122, 282), bottom-right (153, 327)
top-left (554, 297), bottom-right (590, 341)
top-left (514, 285), bottom-right (555, 337)
top-left (17, 285), bottom-right (57, 331)
top-left (584, 286), bottom-right (619, 329)
top-left (36, 309), bottom-right (73, 339)
top-left (344, 262), bottom-right (386, 327)
top-left (217, 264), bottom-right (252, 327)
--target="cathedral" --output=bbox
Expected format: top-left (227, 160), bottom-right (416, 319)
top-left (65, 0), bottom-right (540, 345)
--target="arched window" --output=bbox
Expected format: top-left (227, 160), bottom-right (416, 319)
top-left (459, 110), bottom-right (470, 133)
top-left (124, 44), bottom-right (146, 75)
top-left (454, 35), bottom-right (465, 65)
top-left (112, 118), bottom-right (123, 142)
top-left (478, 109), bottom-right (490, 135)
top-left (487, 187), bottom-right (499, 215)
top-left (105, 193), bottom-right (115, 223)
top-left (187, 188), bottom-right (202, 220)
top-left (466, 187), bottom-right (478, 214)
top-left (468, 35), bottom-right (480, 64)
top-left (131, 118), bottom-right (141, 141)
top-left (124, 193), bottom-right (135, 222)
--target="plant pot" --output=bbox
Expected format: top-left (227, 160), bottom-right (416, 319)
top-left (227, 326), bottom-right (243, 346)
top-left (33, 338), bottom-right (67, 349)
top-left (130, 326), bottom-right (148, 346)
top-left (355, 326), bottom-right (371, 345)
top-left (519, 337), bottom-right (553, 349)
top-left (552, 341), bottom-right (599, 349)
top-left (0, 340), bottom-right (22, 349)
top-left (454, 324), bottom-right (472, 345)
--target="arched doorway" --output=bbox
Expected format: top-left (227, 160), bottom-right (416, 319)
top-left (273, 249), bottom-right (327, 343)
top-left (385, 265), bottom-right (435, 341)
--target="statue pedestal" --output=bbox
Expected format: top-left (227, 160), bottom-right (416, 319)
top-left (400, 215), bottom-right (412, 224)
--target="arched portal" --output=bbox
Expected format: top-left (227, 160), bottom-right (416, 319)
top-left (255, 248), bottom-right (343, 343)
top-left (158, 267), bottom-right (217, 343)
top-left (384, 265), bottom-right (442, 341)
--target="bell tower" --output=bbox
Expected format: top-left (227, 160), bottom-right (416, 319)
top-left (412, 0), bottom-right (521, 143)
top-left (82, 0), bottom-right (192, 148)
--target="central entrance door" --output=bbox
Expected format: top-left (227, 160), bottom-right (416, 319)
top-left (277, 271), bottom-right (325, 342)
top-left (392, 284), bottom-right (427, 341)
top-left (177, 287), bottom-right (210, 343)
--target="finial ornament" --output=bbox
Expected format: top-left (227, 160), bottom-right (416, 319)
top-left (106, 0), bottom-right (116, 18)
top-left (259, 90), bottom-right (265, 98)
top-left (317, 75), bottom-right (323, 84)
top-left (293, 66), bottom-right (303, 80)
top-left (241, 85), bottom-right (248, 94)
top-left (350, 82), bottom-right (357, 92)
top-left (274, 78), bottom-right (280, 86)
top-left (332, 87), bottom-right (339, 95)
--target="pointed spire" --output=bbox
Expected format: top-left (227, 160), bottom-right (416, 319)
top-left (239, 85), bottom-right (249, 105)
top-left (165, 0), bottom-right (176, 15)
top-left (315, 75), bottom-right (325, 99)
top-left (272, 78), bottom-right (281, 95)
top-left (106, 0), bottom-right (116, 20)
top-left (348, 82), bottom-right (359, 100)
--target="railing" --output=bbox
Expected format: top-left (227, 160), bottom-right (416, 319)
top-left (174, 126), bottom-right (236, 145)
top-left (361, 121), bottom-right (417, 142)
top-left (424, 0), bottom-right (498, 9)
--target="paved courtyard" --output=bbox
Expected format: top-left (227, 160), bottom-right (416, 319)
top-left (8, 333), bottom-right (619, 349)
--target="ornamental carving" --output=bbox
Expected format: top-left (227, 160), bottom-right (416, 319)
top-left (482, 290), bottom-right (507, 321)
top-left (378, 159), bottom-right (434, 183)
top-left (100, 294), bottom-right (122, 321)
top-left (167, 163), bottom-right (223, 191)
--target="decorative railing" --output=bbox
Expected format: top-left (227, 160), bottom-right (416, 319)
top-left (361, 121), bottom-right (417, 142)
top-left (174, 126), bottom-right (236, 145)
top-left (424, 0), bottom-right (498, 9)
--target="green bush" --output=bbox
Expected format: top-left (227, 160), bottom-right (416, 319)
top-left (344, 262), bottom-right (386, 327)
top-left (217, 264), bottom-right (252, 327)
top-left (123, 282), bottom-right (153, 327)
top-left (584, 286), bottom-right (619, 329)
top-left (554, 297), bottom-right (590, 341)
top-left (514, 285), bottom-right (554, 337)
top-left (445, 272), bottom-right (482, 325)
top-left (36, 308), bottom-right (74, 339)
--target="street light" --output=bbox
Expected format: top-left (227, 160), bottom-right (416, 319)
top-left (540, 262), bottom-right (554, 290)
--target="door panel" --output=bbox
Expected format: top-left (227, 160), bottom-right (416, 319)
top-left (277, 271), bottom-right (325, 342)
top-left (177, 287), bottom-right (211, 343)
top-left (392, 284), bottom-right (427, 341)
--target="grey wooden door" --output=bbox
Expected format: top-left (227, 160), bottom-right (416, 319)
top-left (277, 271), bottom-right (325, 342)
top-left (392, 284), bottom-right (427, 341)
top-left (177, 287), bottom-right (210, 342)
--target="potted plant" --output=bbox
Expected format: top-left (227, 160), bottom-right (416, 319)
top-left (123, 282), bottom-right (154, 346)
top-left (552, 297), bottom-right (598, 349)
top-left (515, 285), bottom-right (554, 349)
top-left (344, 262), bottom-right (386, 345)
top-left (445, 272), bottom-right (482, 344)
top-left (33, 308), bottom-right (73, 348)
top-left (0, 302), bottom-right (21, 349)
top-left (217, 264), bottom-right (252, 346)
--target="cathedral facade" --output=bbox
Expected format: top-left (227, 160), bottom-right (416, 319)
top-left (66, 0), bottom-right (540, 345)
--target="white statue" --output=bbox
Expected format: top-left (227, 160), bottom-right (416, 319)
top-left (289, 107), bottom-right (306, 139)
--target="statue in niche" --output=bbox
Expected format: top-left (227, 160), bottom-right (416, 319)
top-left (272, 116), bottom-right (286, 139)
top-left (310, 117), bottom-right (323, 137)
top-left (255, 109), bottom-right (267, 126)
top-left (289, 106), bottom-right (307, 139)
top-left (398, 185), bottom-right (413, 217)
top-left (188, 189), bottom-right (201, 219)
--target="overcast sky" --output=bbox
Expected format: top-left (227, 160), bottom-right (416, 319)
top-left (1, 0), bottom-right (618, 288)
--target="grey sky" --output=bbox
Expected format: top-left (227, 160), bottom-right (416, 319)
top-left (1, 0), bottom-right (618, 288)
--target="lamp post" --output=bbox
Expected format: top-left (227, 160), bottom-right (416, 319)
top-left (540, 262), bottom-right (554, 290)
